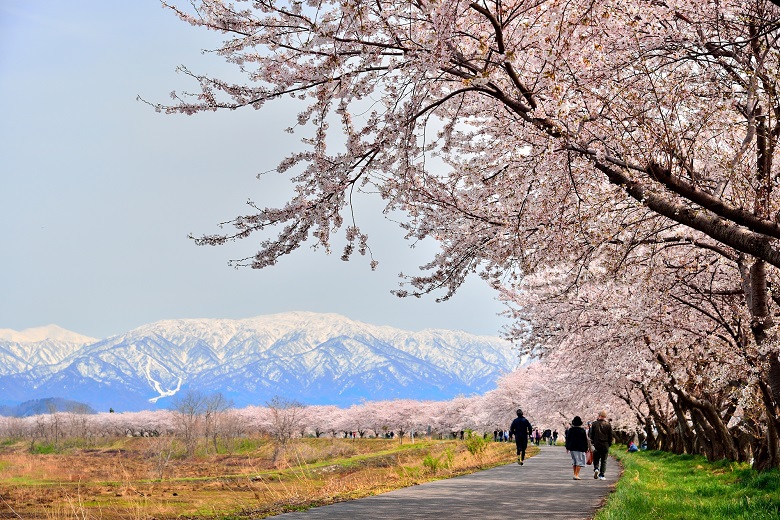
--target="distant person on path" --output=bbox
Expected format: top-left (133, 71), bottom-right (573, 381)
top-left (565, 416), bottom-right (590, 480)
top-left (552, 429), bottom-right (559, 445)
top-left (509, 409), bottom-right (533, 465)
top-left (589, 410), bottom-right (614, 480)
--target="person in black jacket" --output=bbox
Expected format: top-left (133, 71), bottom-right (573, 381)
top-left (564, 416), bottom-right (590, 480)
top-left (509, 409), bottom-right (533, 465)
top-left (589, 410), bottom-right (613, 480)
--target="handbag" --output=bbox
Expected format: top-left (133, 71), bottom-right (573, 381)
top-left (586, 450), bottom-right (593, 465)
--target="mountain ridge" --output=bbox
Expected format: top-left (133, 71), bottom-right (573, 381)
top-left (0, 324), bottom-right (97, 344)
top-left (0, 312), bottom-right (519, 412)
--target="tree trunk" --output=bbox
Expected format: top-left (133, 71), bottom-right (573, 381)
top-left (672, 404), bottom-right (695, 454)
top-left (755, 381), bottom-right (780, 470)
top-left (767, 354), bottom-right (780, 415)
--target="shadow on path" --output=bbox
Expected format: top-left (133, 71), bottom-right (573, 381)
top-left (274, 445), bottom-right (618, 519)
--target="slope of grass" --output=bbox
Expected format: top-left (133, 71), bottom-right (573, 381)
top-left (597, 449), bottom-right (780, 520)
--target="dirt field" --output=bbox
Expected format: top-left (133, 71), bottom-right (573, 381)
top-left (0, 436), bottom-right (520, 519)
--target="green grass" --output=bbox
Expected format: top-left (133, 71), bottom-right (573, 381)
top-left (29, 442), bottom-right (58, 454)
top-left (596, 449), bottom-right (780, 519)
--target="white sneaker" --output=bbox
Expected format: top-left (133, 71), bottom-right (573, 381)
top-left (594, 470), bottom-right (599, 479)
top-left (599, 475), bottom-right (606, 480)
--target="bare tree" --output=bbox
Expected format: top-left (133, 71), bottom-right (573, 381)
top-left (65, 404), bottom-right (92, 444)
top-left (263, 396), bottom-right (306, 464)
top-left (203, 392), bottom-right (233, 454)
top-left (146, 436), bottom-right (178, 481)
top-left (46, 403), bottom-right (61, 448)
top-left (171, 390), bottom-right (207, 456)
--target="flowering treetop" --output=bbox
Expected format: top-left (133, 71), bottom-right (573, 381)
top-left (151, 0), bottom-right (779, 305)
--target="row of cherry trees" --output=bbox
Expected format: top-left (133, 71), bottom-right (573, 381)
top-left (147, 0), bottom-right (780, 468)
top-left (499, 250), bottom-right (775, 466)
top-left (0, 388), bottom-right (617, 451)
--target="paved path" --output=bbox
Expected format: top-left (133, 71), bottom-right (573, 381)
top-left (275, 445), bottom-right (619, 519)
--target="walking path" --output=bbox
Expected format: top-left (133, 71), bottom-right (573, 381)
top-left (274, 445), bottom-right (619, 519)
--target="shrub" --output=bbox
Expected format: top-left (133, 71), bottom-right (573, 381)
top-left (464, 431), bottom-right (488, 457)
top-left (397, 464), bottom-right (423, 479)
top-left (444, 448), bottom-right (455, 468)
top-left (422, 453), bottom-right (442, 474)
top-left (29, 442), bottom-right (57, 455)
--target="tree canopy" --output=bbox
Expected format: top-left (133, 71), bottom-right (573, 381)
top-left (153, 0), bottom-right (780, 468)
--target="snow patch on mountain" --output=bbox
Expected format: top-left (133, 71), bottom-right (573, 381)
top-left (146, 355), bottom-right (183, 403)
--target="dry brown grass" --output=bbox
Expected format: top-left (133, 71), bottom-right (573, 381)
top-left (0, 436), bottom-right (527, 519)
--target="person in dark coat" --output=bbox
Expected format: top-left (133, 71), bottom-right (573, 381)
top-left (509, 408), bottom-right (533, 465)
top-left (564, 416), bottom-right (590, 480)
top-left (589, 410), bottom-right (613, 480)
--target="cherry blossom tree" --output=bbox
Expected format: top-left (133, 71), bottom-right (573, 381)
top-left (150, 0), bottom-right (780, 464)
top-left (498, 242), bottom-right (774, 464)
top-left (340, 403), bottom-right (379, 437)
top-left (431, 396), bottom-right (474, 438)
top-left (151, 1), bottom-right (779, 303)
top-left (368, 399), bottom-right (417, 442)
top-left (302, 404), bottom-right (342, 437)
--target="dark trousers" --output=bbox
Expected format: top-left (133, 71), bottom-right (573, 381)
top-left (515, 439), bottom-right (528, 459)
top-left (593, 447), bottom-right (609, 476)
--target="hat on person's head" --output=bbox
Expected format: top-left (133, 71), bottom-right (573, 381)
top-left (598, 410), bottom-right (608, 419)
top-left (572, 416), bottom-right (583, 426)
top-left (516, 409), bottom-right (524, 417)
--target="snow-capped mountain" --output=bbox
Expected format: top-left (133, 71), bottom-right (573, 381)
top-left (0, 324), bottom-right (97, 344)
top-left (0, 325), bottom-right (97, 376)
top-left (0, 312), bottom-right (519, 412)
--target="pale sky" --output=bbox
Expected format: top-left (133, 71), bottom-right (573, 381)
top-left (0, 0), bottom-right (508, 340)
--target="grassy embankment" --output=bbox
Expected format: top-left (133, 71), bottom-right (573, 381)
top-left (596, 448), bottom-right (780, 520)
top-left (0, 435), bottom-right (526, 519)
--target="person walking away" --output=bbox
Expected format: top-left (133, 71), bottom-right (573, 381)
top-left (589, 410), bottom-right (613, 480)
top-left (509, 409), bottom-right (533, 465)
top-left (565, 416), bottom-right (590, 480)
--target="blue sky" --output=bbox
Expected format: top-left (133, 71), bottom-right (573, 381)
top-left (0, 0), bottom-right (508, 339)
